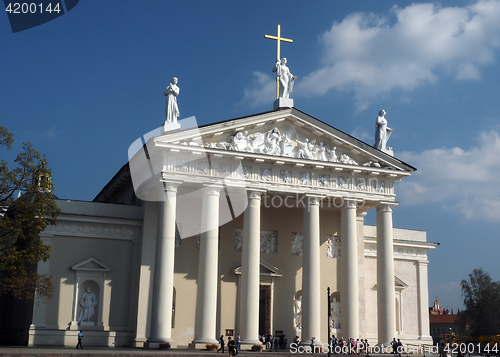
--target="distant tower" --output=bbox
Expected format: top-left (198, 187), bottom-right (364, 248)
top-left (430, 299), bottom-right (444, 315)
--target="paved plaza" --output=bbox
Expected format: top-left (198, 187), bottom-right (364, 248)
top-left (0, 347), bottom-right (418, 357)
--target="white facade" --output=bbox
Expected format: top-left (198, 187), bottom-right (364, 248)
top-left (29, 108), bottom-right (436, 348)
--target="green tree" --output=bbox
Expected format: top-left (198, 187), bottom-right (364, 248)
top-left (0, 126), bottom-right (59, 302)
top-left (460, 268), bottom-right (500, 337)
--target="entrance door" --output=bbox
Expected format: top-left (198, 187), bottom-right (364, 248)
top-left (259, 285), bottom-right (271, 336)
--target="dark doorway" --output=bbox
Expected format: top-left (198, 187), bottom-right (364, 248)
top-left (259, 285), bottom-right (271, 336)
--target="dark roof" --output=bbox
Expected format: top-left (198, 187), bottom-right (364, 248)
top-left (429, 314), bottom-right (460, 324)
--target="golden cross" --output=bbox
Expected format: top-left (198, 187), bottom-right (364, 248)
top-left (265, 24), bottom-right (293, 99)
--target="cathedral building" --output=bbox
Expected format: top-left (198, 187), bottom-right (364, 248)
top-left (27, 105), bottom-right (436, 349)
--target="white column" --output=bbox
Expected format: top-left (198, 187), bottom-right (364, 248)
top-left (301, 196), bottom-right (322, 346)
top-left (340, 199), bottom-right (359, 339)
top-left (148, 182), bottom-right (180, 345)
top-left (376, 203), bottom-right (397, 345)
top-left (193, 185), bottom-right (222, 346)
top-left (239, 191), bottom-right (262, 345)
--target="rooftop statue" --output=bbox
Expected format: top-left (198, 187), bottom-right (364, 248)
top-left (164, 77), bottom-right (180, 124)
top-left (273, 58), bottom-right (296, 99)
top-left (374, 109), bottom-right (394, 151)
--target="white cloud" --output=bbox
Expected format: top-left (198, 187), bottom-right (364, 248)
top-left (296, 0), bottom-right (500, 110)
top-left (397, 131), bottom-right (500, 222)
top-left (40, 126), bottom-right (59, 139)
top-left (237, 71), bottom-right (275, 108)
top-left (351, 126), bottom-right (372, 143)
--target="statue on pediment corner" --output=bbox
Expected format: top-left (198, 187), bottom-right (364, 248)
top-left (164, 77), bottom-right (180, 124)
top-left (374, 109), bottom-right (394, 151)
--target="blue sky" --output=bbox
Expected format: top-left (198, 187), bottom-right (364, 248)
top-left (2, 0), bottom-right (500, 312)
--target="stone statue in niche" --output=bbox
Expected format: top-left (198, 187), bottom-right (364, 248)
top-left (326, 237), bottom-right (333, 258)
top-left (78, 287), bottom-right (98, 322)
top-left (273, 58), bottom-right (296, 98)
top-left (374, 109), bottom-right (394, 151)
top-left (164, 77), bottom-right (180, 124)
top-left (329, 297), bottom-right (341, 330)
top-left (334, 237), bottom-right (341, 258)
top-left (326, 236), bottom-right (341, 258)
top-left (294, 294), bottom-right (302, 331)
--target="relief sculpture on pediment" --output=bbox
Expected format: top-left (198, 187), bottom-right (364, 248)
top-left (202, 128), bottom-right (371, 166)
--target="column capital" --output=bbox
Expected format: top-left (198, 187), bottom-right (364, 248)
top-left (162, 180), bottom-right (183, 193)
top-left (376, 201), bottom-right (399, 212)
top-left (202, 184), bottom-right (224, 196)
top-left (247, 190), bottom-right (265, 200)
top-left (305, 194), bottom-right (322, 206)
top-left (341, 197), bottom-right (359, 209)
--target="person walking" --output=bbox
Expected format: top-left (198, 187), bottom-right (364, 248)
top-left (217, 335), bottom-right (225, 353)
top-left (236, 333), bottom-right (241, 350)
top-left (228, 337), bottom-right (236, 356)
top-left (76, 330), bottom-right (83, 349)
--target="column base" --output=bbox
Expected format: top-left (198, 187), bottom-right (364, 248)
top-left (145, 338), bottom-right (174, 349)
top-left (240, 339), bottom-right (262, 349)
top-left (130, 338), bottom-right (147, 348)
top-left (190, 339), bottom-right (218, 349)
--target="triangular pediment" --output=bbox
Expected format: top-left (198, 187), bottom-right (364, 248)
top-left (71, 256), bottom-right (112, 272)
top-left (395, 275), bottom-right (408, 289)
top-left (372, 275), bottom-right (408, 291)
top-left (153, 108), bottom-right (415, 173)
top-left (233, 259), bottom-right (284, 277)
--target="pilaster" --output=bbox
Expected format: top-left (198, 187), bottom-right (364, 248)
top-left (376, 202), bottom-right (397, 346)
top-left (417, 261), bottom-right (432, 341)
